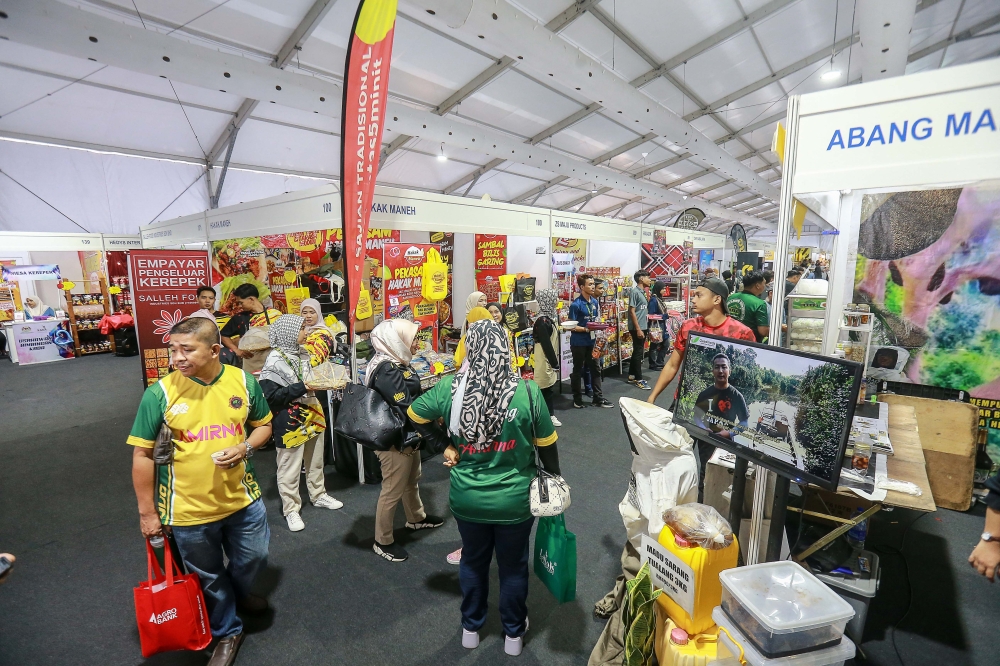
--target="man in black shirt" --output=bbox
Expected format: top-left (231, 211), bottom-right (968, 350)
top-left (694, 354), bottom-right (749, 440)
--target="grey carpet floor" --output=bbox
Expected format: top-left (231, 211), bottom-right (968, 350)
top-left (0, 354), bottom-right (997, 665)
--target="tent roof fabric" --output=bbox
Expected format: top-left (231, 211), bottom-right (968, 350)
top-left (1, 0), bottom-right (997, 236)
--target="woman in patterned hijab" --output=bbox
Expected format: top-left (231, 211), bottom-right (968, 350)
top-left (258, 314), bottom-right (342, 531)
top-left (450, 319), bottom-right (521, 445)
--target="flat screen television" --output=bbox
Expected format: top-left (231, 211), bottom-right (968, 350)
top-left (673, 332), bottom-right (863, 490)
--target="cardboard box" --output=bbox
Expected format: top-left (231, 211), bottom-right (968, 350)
top-left (879, 394), bottom-right (978, 511)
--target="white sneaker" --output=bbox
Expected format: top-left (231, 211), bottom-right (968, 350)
top-left (285, 511), bottom-right (305, 532)
top-left (505, 618), bottom-right (528, 656)
top-left (550, 415), bottom-right (562, 427)
top-left (312, 494), bottom-right (344, 510)
top-left (462, 628), bottom-right (479, 649)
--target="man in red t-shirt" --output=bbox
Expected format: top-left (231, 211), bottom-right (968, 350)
top-left (648, 277), bottom-right (756, 405)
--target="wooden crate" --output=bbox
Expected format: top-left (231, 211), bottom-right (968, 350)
top-left (878, 394), bottom-right (978, 511)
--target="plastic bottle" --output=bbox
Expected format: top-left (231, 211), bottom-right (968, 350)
top-left (846, 507), bottom-right (868, 548)
top-left (149, 535), bottom-right (166, 570)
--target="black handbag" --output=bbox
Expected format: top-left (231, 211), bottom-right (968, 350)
top-left (333, 382), bottom-right (404, 451)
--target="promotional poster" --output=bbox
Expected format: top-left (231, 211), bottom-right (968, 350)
top-left (0, 260), bottom-right (22, 321)
top-left (642, 229), bottom-right (691, 277)
top-left (431, 231), bottom-right (456, 349)
top-left (10, 320), bottom-right (74, 364)
top-left (475, 235), bottom-right (507, 302)
top-left (383, 242), bottom-right (438, 351)
top-left (129, 249), bottom-right (211, 387)
top-left (851, 181), bottom-right (1000, 460)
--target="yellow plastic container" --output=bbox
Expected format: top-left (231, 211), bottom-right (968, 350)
top-left (654, 605), bottom-right (720, 666)
top-left (655, 525), bottom-right (739, 635)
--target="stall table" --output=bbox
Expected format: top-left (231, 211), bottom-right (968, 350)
top-left (791, 404), bottom-right (934, 562)
top-left (3, 318), bottom-right (75, 365)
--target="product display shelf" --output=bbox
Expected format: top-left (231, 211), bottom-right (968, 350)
top-left (787, 294), bottom-right (827, 354)
top-left (659, 274), bottom-right (692, 319)
top-left (64, 277), bottom-right (116, 357)
top-left (110, 276), bottom-right (133, 316)
top-left (837, 307), bottom-right (874, 368)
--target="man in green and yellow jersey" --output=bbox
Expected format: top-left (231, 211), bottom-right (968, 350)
top-left (129, 316), bottom-right (273, 666)
top-left (726, 271), bottom-right (770, 343)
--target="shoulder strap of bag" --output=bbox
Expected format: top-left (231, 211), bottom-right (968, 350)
top-left (524, 380), bottom-right (544, 472)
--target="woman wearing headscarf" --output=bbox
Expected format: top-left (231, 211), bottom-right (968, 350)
top-left (646, 281), bottom-right (668, 371)
top-left (367, 319), bottom-right (445, 563)
top-left (463, 291), bottom-right (487, 333)
top-left (532, 289), bottom-right (561, 428)
top-left (23, 297), bottom-right (55, 320)
top-left (258, 314), bottom-right (343, 532)
top-left (486, 302), bottom-right (517, 370)
top-left (299, 298), bottom-right (337, 463)
top-left (453, 306), bottom-right (492, 367)
top-left (408, 320), bottom-right (563, 656)
top-left (298, 298), bottom-right (336, 366)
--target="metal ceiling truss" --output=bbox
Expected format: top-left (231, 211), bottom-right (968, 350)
top-left (908, 12), bottom-right (1000, 63)
top-left (528, 103), bottom-right (603, 145)
top-left (596, 195), bottom-right (643, 218)
top-left (627, 0), bottom-right (799, 89)
top-left (434, 56), bottom-right (517, 115)
top-left (379, 133), bottom-right (414, 167)
top-left (443, 157), bottom-right (507, 195)
top-left (559, 186), bottom-right (611, 211)
top-left (414, 0), bottom-right (777, 202)
top-left (586, 4), bottom-right (782, 191)
top-left (590, 132), bottom-right (657, 165)
top-left (509, 175), bottom-right (569, 205)
top-left (8, 0), bottom-right (774, 227)
top-left (544, 0), bottom-right (603, 33)
top-left (202, 0), bottom-right (337, 207)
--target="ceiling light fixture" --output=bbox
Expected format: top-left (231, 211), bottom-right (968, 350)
top-left (821, 70), bottom-right (842, 81)
top-left (437, 144), bottom-right (447, 162)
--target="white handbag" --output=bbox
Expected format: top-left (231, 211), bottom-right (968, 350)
top-left (529, 467), bottom-right (572, 517)
top-left (525, 385), bottom-right (571, 517)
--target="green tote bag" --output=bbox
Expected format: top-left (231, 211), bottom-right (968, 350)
top-left (533, 514), bottom-right (577, 603)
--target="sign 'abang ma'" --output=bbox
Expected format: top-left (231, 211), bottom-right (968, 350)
top-left (826, 107), bottom-right (995, 150)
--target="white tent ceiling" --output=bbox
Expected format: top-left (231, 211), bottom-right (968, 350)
top-left (0, 0), bottom-right (997, 237)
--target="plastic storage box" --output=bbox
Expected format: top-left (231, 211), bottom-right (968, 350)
top-left (719, 561), bottom-right (854, 658)
top-left (713, 607), bottom-right (855, 666)
top-left (815, 551), bottom-right (880, 643)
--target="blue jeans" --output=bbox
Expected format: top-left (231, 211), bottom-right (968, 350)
top-left (455, 516), bottom-right (535, 638)
top-left (171, 499), bottom-right (270, 638)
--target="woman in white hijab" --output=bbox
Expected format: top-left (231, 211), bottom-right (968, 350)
top-left (298, 298), bottom-right (336, 366)
top-left (462, 291), bottom-right (487, 333)
top-left (258, 314), bottom-right (343, 532)
top-left (366, 319), bottom-right (445, 563)
top-left (24, 297), bottom-right (55, 320)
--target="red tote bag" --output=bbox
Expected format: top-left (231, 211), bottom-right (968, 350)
top-left (133, 538), bottom-right (212, 658)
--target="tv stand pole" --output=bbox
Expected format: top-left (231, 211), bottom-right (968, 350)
top-left (728, 455), bottom-right (749, 553)
top-left (766, 474), bottom-right (791, 562)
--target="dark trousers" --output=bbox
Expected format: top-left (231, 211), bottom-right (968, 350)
top-left (171, 498), bottom-right (270, 638)
top-left (455, 516), bottom-right (535, 638)
top-left (628, 328), bottom-right (646, 380)
top-left (649, 339), bottom-right (666, 368)
top-left (540, 385), bottom-right (555, 416)
top-left (570, 345), bottom-right (602, 401)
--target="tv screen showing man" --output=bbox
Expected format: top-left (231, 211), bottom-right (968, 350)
top-left (673, 332), bottom-right (861, 490)
top-left (694, 354), bottom-right (749, 440)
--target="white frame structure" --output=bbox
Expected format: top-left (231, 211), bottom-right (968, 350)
top-left (752, 57), bottom-right (1000, 564)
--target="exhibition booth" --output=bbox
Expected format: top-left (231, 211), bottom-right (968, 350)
top-left (140, 184), bottom-right (729, 384)
top-left (0, 232), bottom-right (140, 364)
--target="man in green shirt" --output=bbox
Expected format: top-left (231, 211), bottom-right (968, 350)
top-left (726, 271), bottom-right (770, 342)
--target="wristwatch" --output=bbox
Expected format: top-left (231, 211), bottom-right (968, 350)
top-left (982, 532), bottom-right (997, 542)
top-left (244, 441), bottom-right (255, 459)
